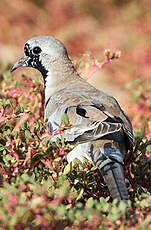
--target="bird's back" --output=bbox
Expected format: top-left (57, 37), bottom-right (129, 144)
top-left (45, 75), bottom-right (134, 149)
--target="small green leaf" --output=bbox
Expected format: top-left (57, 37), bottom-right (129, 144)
top-left (146, 144), bottom-right (151, 153)
top-left (3, 154), bottom-right (13, 163)
top-left (0, 146), bottom-right (4, 151)
top-left (145, 215), bottom-right (151, 223)
top-left (60, 135), bottom-right (65, 147)
top-left (22, 121), bottom-right (28, 130)
top-left (61, 113), bottom-right (69, 124)
top-left (87, 197), bottom-right (94, 208)
top-left (6, 129), bottom-right (11, 136)
top-left (25, 130), bottom-right (32, 139)
top-left (33, 76), bottom-right (39, 84)
top-left (134, 128), bottom-right (145, 139)
top-left (76, 188), bottom-right (84, 200)
top-left (31, 197), bottom-right (43, 208)
top-left (56, 137), bottom-right (61, 148)
top-left (63, 162), bottom-right (73, 175)
top-left (3, 71), bottom-right (11, 82)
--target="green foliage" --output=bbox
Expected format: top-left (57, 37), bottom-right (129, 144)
top-left (0, 62), bottom-right (151, 229)
top-left (0, 0), bottom-right (151, 227)
top-left (61, 113), bottom-right (69, 125)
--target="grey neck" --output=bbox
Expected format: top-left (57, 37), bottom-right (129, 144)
top-left (43, 55), bottom-right (77, 103)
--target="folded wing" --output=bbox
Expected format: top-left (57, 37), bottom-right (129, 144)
top-left (48, 101), bottom-right (134, 149)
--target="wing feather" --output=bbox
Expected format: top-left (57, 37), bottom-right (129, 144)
top-left (46, 87), bottom-right (134, 148)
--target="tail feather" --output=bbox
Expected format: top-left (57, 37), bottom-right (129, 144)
top-left (100, 162), bottom-right (129, 201)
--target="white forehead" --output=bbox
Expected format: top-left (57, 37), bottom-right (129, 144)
top-left (26, 36), bottom-right (66, 55)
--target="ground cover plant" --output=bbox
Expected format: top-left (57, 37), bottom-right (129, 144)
top-left (0, 52), bottom-right (151, 230)
top-left (0, 0), bottom-right (151, 229)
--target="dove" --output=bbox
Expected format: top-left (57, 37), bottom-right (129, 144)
top-left (11, 36), bottom-right (134, 202)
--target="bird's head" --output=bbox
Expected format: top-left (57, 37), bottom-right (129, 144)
top-left (11, 36), bottom-right (67, 75)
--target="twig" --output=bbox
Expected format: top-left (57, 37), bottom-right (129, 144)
top-left (85, 49), bottom-right (121, 81)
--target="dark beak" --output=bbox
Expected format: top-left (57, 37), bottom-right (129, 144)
top-left (11, 56), bottom-right (30, 72)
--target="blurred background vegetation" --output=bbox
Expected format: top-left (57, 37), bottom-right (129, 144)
top-left (1, 0), bottom-right (151, 118)
top-left (0, 0), bottom-right (151, 229)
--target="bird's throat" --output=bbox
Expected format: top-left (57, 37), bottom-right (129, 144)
top-left (44, 71), bottom-right (61, 102)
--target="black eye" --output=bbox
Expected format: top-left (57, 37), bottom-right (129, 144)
top-left (33, 46), bottom-right (41, 55)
